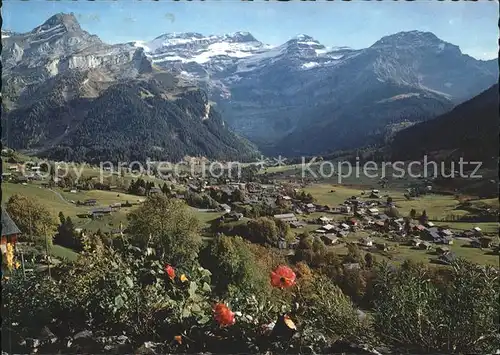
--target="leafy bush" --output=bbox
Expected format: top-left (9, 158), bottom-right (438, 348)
top-left (373, 259), bottom-right (500, 353)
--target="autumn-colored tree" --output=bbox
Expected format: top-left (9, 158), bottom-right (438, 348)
top-left (6, 194), bottom-right (58, 246)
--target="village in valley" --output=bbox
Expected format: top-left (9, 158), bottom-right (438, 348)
top-left (2, 148), bottom-right (499, 268)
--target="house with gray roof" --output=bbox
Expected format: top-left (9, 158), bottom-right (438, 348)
top-left (1, 208), bottom-right (21, 253)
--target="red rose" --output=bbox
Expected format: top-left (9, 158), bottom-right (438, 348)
top-left (270, 265), bottom-right (296, 289)
top-left (213, 303), bottom-right (236, 327)
top-left (164, 264), bottom-right (175, 280)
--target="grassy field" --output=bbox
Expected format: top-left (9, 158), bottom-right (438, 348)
top-left (50, 245), bottom-right (79, 262)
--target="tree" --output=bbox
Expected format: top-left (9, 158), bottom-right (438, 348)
top-left (6, 194), bottom-right (58, 246)
top-left (344, 243), bottom-right (365, 266)
top-left (246, 217), bottom-right (278, 245)
top-left (409, 209), bottom-right (417, 219)
top-left (274, 218), bottom-right (294, 243)
top-left (364, 252), bottom-right (375, 268)
top-left (385, 206), bottom-right (401, 218)
top-left (54, 214), bottom-right (82, 251)
top-left (419, 210), bottom-right (428, 224)
top-left (386, 197), bottom-right (393, 205)
top-left (231, 189), bottom-right (246, 203)
top-left (127, 194), bottom-right (202, 264)
top-left (201, 235), bottom-right (270, 300)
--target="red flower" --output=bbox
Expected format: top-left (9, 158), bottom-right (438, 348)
top-left (213, 303), bottom-right (236, 327)
top-left (270, 265), bottom-right (296, 289)
top-left (164, 264), bottom-right (175, 280)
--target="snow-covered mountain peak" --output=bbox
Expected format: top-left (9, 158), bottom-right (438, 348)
top-left (223, 31), bottom-right (259, 43)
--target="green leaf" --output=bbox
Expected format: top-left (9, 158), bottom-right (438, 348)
top-left (188, 281), bottom-right (198, 297)
top-left (191, 303), bottom-right (202, 313)
top-left (181, 307), bottom-right (191, 318)
top-left (124, 276), bottom-right (133, 288)
top-left (114, 295), bottom-right (125, 310)
top-left (198, 315), bottom-right (210, 324)
top-left (202, 282), bottom-right (211, 292)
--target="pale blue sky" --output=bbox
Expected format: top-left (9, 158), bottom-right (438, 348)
top-left (2, 0), bottom-right (498, 59)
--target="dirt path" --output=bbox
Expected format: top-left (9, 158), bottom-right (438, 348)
top-left (48, 189), bottom-right (72, 205)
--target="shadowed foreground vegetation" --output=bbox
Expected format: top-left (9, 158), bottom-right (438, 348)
top-left (2, 194), bottom-right (499, 354)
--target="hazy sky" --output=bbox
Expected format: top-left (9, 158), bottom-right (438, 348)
top-left (3, 0), bottom-right (498, 60)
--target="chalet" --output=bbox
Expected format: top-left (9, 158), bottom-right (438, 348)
top-left (375, 213), bottom-right (390, 221)
top-left (338, 230), bottom-right (350, 238)
top-left (438, 235), bottom-right (454, 245)
top-left (305, 203), bottom-right (316, 213)
top-left (218, 204), bottom-right (232, 213)
top-left (440, 229), bottom-right (454, 237)
top-left (340, 223), bottom-right (350, 231)
top-left (358, 237), bottom-right (374, 247)
top-left (368, 208), bottom-right (379, 216)
top-left (1, 208), bottom-right (21, 253)
top-left (294, 208), bottom-right (304, 215)
top-left (83, 199), bottom-right (97, 206)
top-left (90, 207), bottom-right (112, 219)
top-left (290, 221), bottom-right (307, 229)
top-left (473, 226), bottom-right (482, 233)
top-left (424, 227), bottom-right (441, 242)
top-left (274, 213), bottom-right (298, 224)
top-left (318, 216), bottom-right (332, 224)
top-left (321, 234), bottom-right (340, 245)
top-left (425, 222), bottom-right (435, 228)
top-left (339, 205), bottom-right (352, 214)
top-left (409, 237), bottom-right (420, 246)
top-left (320, 224), bottom-right (336, 232)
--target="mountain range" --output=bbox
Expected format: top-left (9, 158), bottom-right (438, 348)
top-left (2, 13), bottom-right (498, 161)
top-left (1, 14), bottom-right (257, 163)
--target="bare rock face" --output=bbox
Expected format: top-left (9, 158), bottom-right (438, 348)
top-left (2, 13), bottom-right (151, 83)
